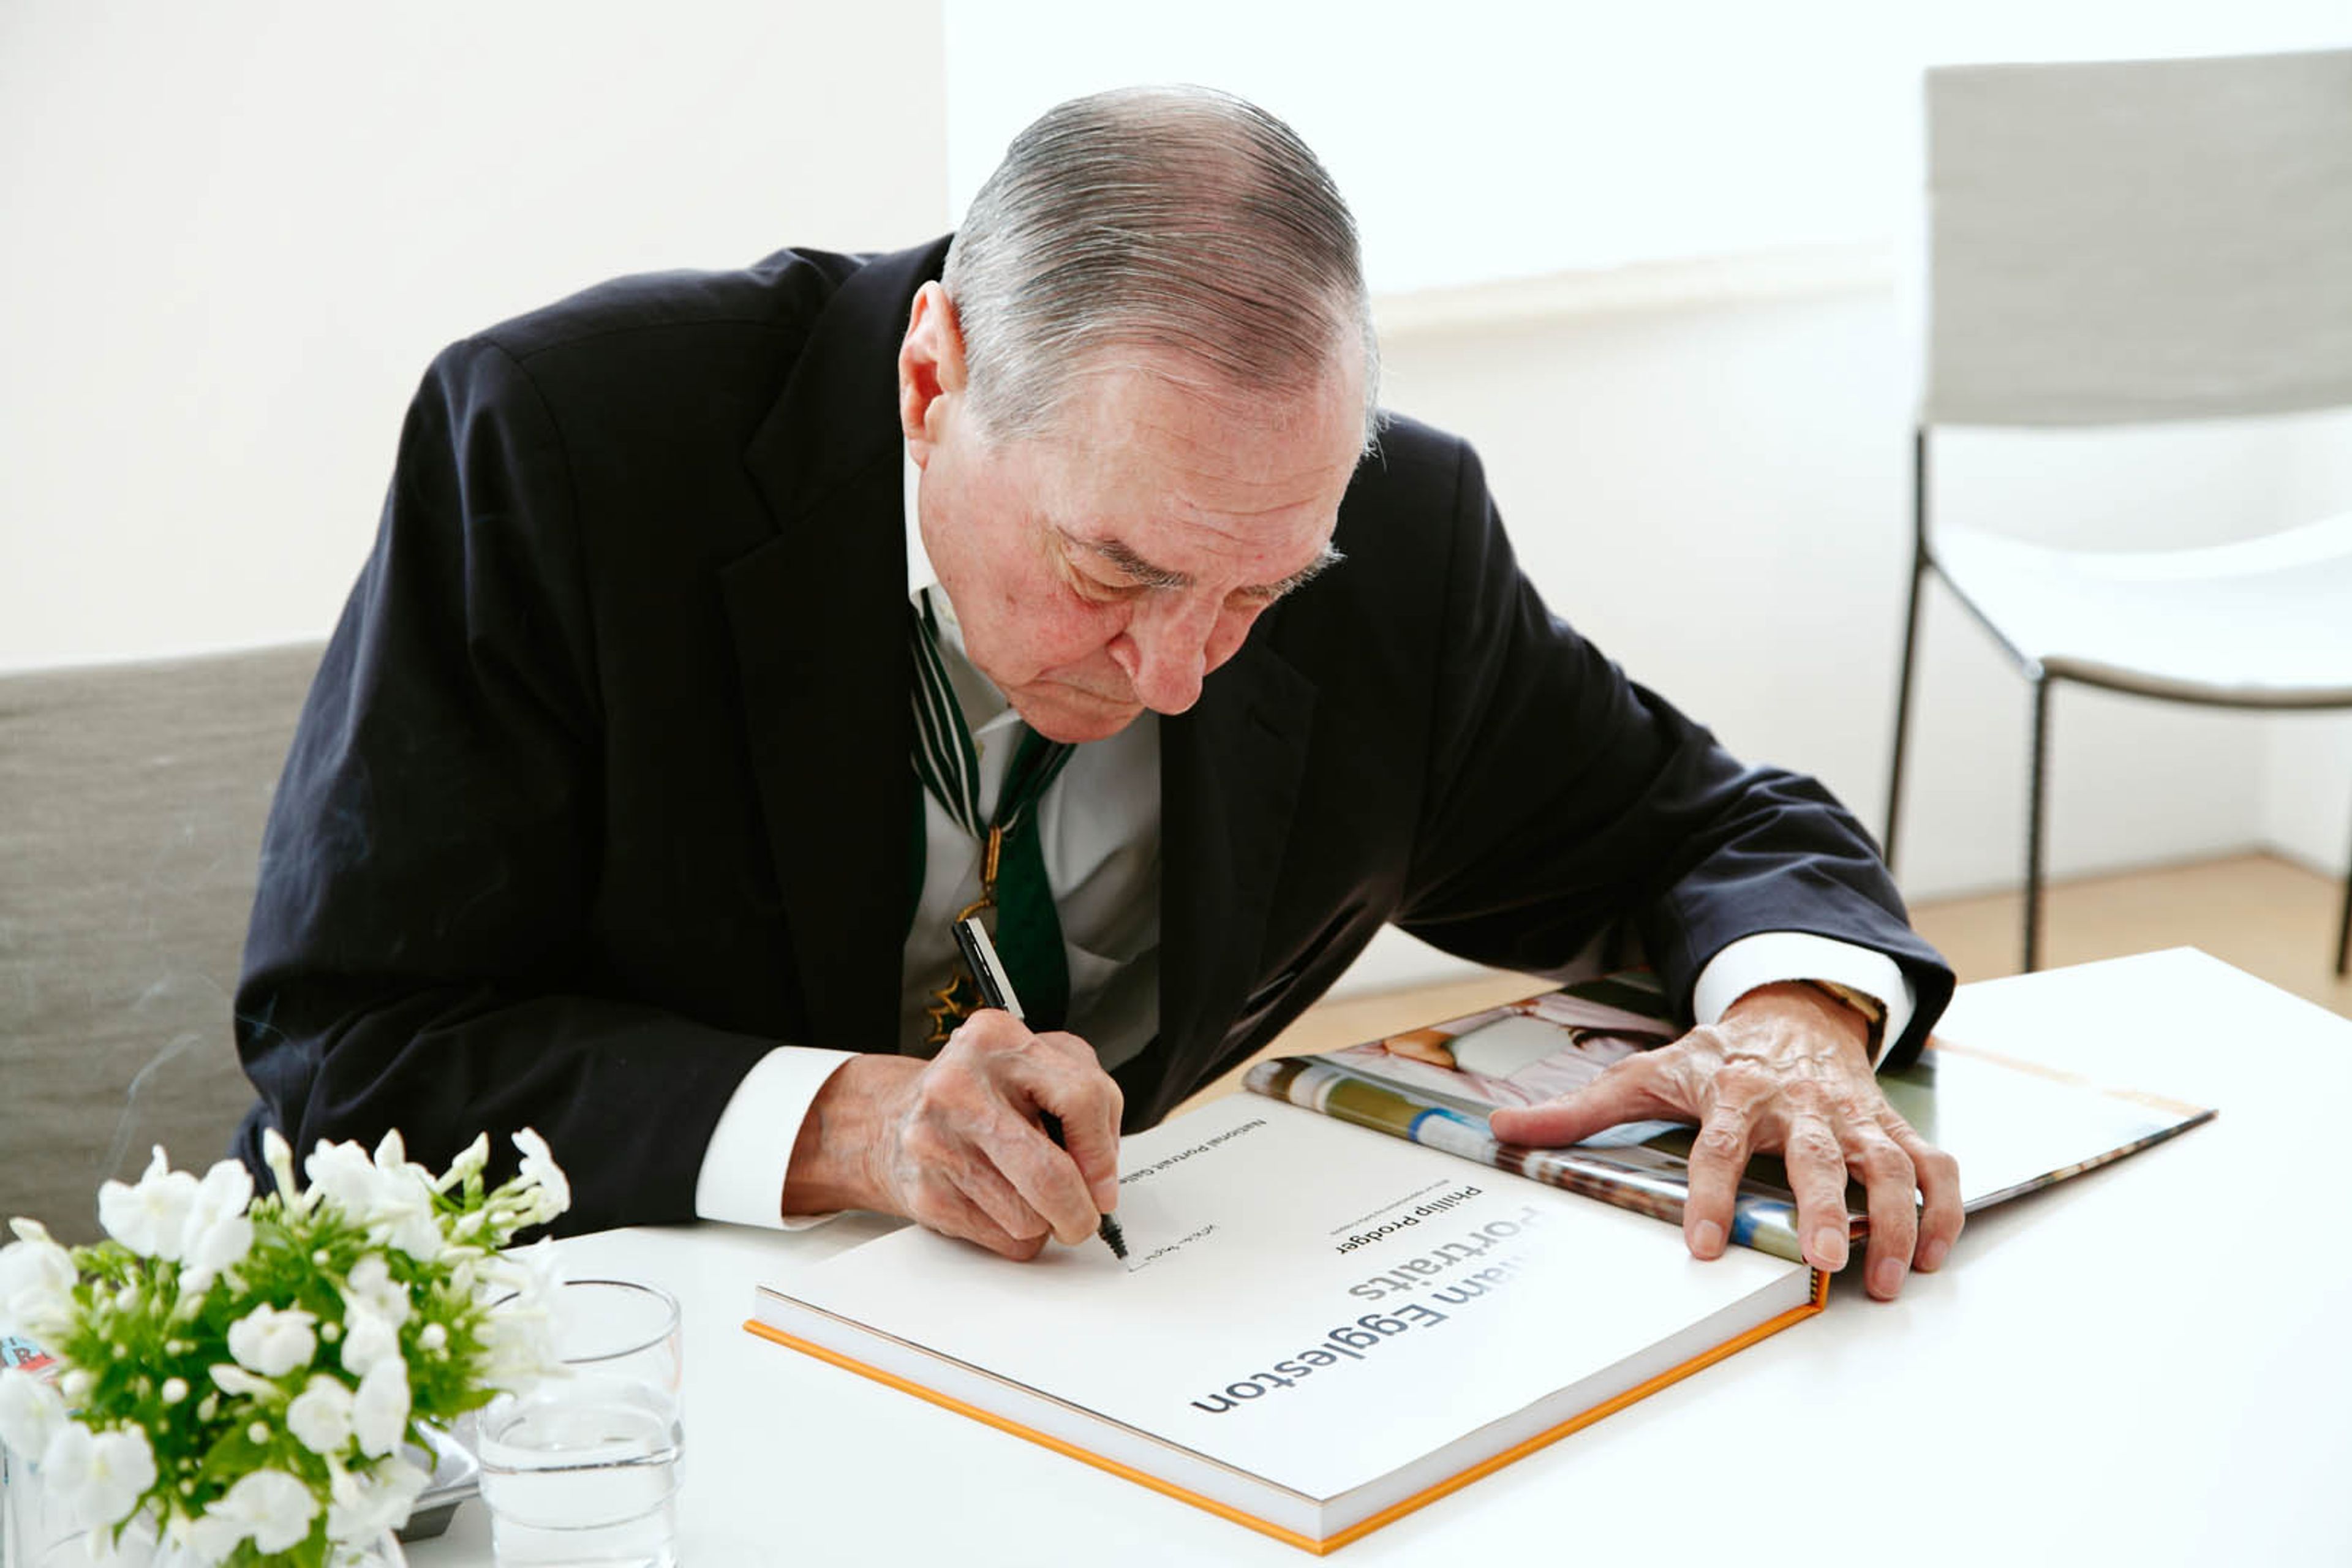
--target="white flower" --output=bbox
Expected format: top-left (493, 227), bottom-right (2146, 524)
top-left (285, 1375), bottom-right (357, 1455)
top-left (96, 1149), bottom-right (200, 1261)
top-left (42, 1422), bottom-right (156, 1529)
top-left (325, 1453), bottom-right (429, 1540)
top-left (181, 1159), bottom-right (253, 1235)
top-left (371, 1130), bottom-right (428, 1185)
top-left (476, 1297), bottom-right (565, 1395)
top-left (374, 1199), bottom-right (445, 1265)
top-left (351, 1357), bottom-right (410, 1458)
top-left (42, 1420), bottom-right (93, 1496)
top-left (510, 1128), bottom-right (571, 1223)
top-left (490, 1236), bottom-right (563, 1312)
top-left (182, 1510), bottom-right (242, 1566)
top-left (82, 1505), bottom-right (159, 1566)
top-left (337, 1306), bottom-right (401, 1378)
top-left (475, 1237), bottom-right (565, 1391)
top-left (226, 1303), bottom-right (317, 1378)
top-left (339, 1254), bottom-right (412, 1329)
top-left (0, 1221), bottom-right (78, 1338)
top-left (0, 1367), bottom-right (70, 1458)
top-left (176, 1162), bottom-right (255, 1283)
top-left (301, 1141), bottom-right (386, 1218)
top-left (307, 1140), bottom-right (444, 1262)
top-left (436, 1133), bottom-right (491, 1193)
top-left (201, 1468), bottom-right (318, 1555)
top-left (86, 1429), bottom-right (157, 1528)
top-left (205, 1363), bottom-right (275, 1399)
top-left (259, 1127), bottom-right (305, 1208)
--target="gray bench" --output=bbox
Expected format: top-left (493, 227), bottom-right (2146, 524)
top-left (1, 644), bottom-right (322, 1242)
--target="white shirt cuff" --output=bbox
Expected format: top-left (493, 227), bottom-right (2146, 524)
top-left (693, 1047), bottom-right (859, 1230)
top-left (1689, 933), bottom-right (1915, 1068)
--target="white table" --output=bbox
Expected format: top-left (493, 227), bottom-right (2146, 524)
top-left (408, 950), bottom-right (2352, 1565)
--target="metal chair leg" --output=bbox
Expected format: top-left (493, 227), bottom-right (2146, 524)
top-left (1886, 430), bottom-right (1931, 872)
top-left (2336, 801), bottom-right (2351, 978)
top-left (2024, 675), bottom-right (2051, 973)
top-left (1884, 557), bottom-right (1928, 871)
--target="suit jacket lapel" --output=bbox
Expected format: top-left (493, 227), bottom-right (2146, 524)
top-left (723, 239), bottom-right (948, 1054)
top-left (1132, 638), bottom-right (1317, 1125)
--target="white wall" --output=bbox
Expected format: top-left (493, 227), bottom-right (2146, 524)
top-left (0, 0), bottom-right (948, 673)
top-left (942, 0), bottom-right (1913, 293)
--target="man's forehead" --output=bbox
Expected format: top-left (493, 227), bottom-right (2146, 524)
top-left (1046, 354), bottom-right (1365, 466)
top-left (993, 356), bottom-right (1363, 580)
top-left (1056, 525), bottom-right (1343, 595)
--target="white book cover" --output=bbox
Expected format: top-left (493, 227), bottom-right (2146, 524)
top-left (752, 1095), bottom-right (1819, 1551)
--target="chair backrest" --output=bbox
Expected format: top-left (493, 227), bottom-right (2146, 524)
top-left (0, 644), bottom-right (323, 1242)
top-left (1923, 48), bottom-right (2352, 428)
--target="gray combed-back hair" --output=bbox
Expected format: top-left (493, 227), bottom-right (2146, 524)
top-left (942, 85), bottom-right (1380, 447)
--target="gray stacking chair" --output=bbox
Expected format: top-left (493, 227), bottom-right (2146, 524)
top-left (1883, 48), bottom-right (2352, 974)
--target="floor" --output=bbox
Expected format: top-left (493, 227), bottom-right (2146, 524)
top-left (1179, 851), bottom-right (2348, 1114)
top-left (1907, 851), bottom-right (2350, 1019)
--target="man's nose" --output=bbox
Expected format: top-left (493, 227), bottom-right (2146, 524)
top-left (1112, 594), bottom-right (1218, 714)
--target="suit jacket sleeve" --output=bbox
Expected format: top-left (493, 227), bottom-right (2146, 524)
top-left (236, 338), bottom-right (777, 1233)
top-left (1390, 437), bottom-right (1952, 1065)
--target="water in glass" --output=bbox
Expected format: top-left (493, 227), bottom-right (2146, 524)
top-left (478, 1279), bottom-right (683, 1568)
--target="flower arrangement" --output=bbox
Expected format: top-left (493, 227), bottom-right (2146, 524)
top-left (0, 1128), bottom-right (571, 1567)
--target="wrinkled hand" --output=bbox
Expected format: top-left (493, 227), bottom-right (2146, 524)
top-left (1485, 982), bottom-right (1961, 1298)
top-left (782, 1010), bottom-right (1121, 1259)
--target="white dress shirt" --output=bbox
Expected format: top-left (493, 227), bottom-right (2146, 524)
top-left (692, 452), bottom-right (1913, 1229)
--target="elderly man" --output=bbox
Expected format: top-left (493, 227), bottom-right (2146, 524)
top-left (236, 88), bottom-right (1960, 1300)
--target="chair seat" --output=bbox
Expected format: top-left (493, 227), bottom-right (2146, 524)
top-left (1932, 513), bottom-right (2352, 705)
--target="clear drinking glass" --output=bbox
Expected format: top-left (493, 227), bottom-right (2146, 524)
top-left (2, 1435), bottom-right (84, 1568)
top-left (477, 1279), bottom-right (684, 1568)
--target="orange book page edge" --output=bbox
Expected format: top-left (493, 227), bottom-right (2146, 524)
top-left (742, 1268), bottom-right (1824, 1555)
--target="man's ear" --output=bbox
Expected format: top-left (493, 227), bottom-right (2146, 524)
top-left (898, 282), bottom-right (968, 466)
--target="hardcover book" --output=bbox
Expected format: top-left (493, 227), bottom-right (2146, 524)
top-left (747, 972), bottom-right (2211, 1551)
top-left (752, 1093), bottom-right (1821, 1553)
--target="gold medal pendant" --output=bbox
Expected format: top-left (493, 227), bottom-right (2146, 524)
top-left (921, 968), bottom-right (985, 1050)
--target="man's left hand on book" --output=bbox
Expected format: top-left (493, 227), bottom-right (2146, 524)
top-left (1487, 981), bottom-right (1962, 1300)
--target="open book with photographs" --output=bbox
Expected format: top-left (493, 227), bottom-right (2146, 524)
top-left (747, 967), bottom-right (2212, 1553)
top-left (1242, 968), bottom-right (2216, 1265)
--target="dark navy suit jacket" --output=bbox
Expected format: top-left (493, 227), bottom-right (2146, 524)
top-left (235, 237), bottom-right (1952, 1234)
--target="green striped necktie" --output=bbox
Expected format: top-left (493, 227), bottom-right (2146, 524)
top-left (907, 589), bottom-right (1077, 1045)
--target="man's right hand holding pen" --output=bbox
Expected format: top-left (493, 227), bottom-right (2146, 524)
top-left (778, 1015), bottom-right (1125, 1261)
